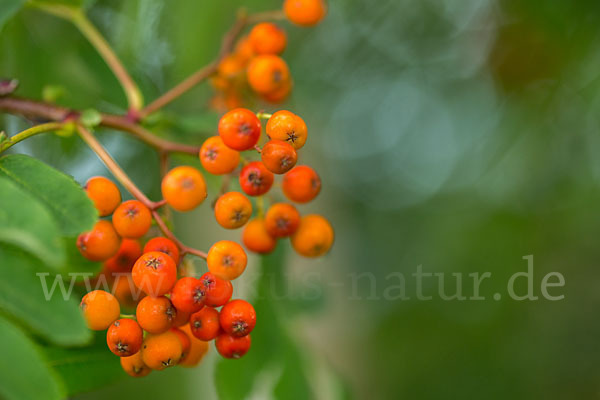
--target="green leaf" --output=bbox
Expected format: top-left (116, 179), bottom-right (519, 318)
top-left (0, 0), bottom-right (25, 31)
top-left (0, 243), bottom-right (91, 346)
top-left (0, 315), bottom-right (65, 400)
top-left (29, 0), bottom-right (82, 7)
top-left (0, 177), bottom-right (65, 268)
top-left (43, 331), bottom-right (124, 396)
top-left (0, 154), bottom-right (97, 236)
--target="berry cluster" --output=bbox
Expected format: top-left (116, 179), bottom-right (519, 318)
top-left (74, 0), bottom-right (331, 379)
top-left (211, 0), bottom-right (327, 109)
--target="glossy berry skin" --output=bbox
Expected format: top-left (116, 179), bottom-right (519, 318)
top-left (135, 295), bottom-right (176, 334)
top-left (77, 220), bottom-right (121, 262)
top-left (291, 214), bottom-right (334, 257)
top-left (215, 332), bottom-right (251, 359)
top-left (120, 351), bottom-right (151, 377)
top-left (112, 200), bottom-right (152, 239)
top-left (171, 310), bottom-right (191, 327)
top-left (264, 203), bottom-right (301, 238)
top-left (218, 108), bottom-right (262, 151)
top-left (143, 237), bottom-right (180, 265)
top-left (199, 136), bottom-right (241, 175)
top-left (207, 240), bottom-right (248, 281)
top-left (261, 140), bottom-right (297, 174)
top-left (132, 251), bottom-right (177, 296)
top-left (282, 165), bottom-right (321, 203)
top-left (200, 272), bottom-right (233, 307)
top-left (190, 307), bottom-right (221, 341)
top-left (85, 176), bottom-right (121, 217)
top-left (170, 277), bottom-right (206, 314)
top-left (104, 239), bottom-right (142, 273)
top-left (141, 330), bottom-right (183, 370)
top-left (161, 166), bottom-right (207, 212)
top-left (266, 110), bottom-right (307, 149)
top-left (247, 55), bottom-right (290, 94)
top-left (242, 218), bottom-right (277, 254)
top-left (284, 0), bottom-right (327, 26)
top-left (239, 161), bottom-right (274, 197)
top-left (249, 23), bottom-right (287, 55)
top-left (214, 192), bottom-right (252, 229)
top-left (219, 300), bottom-right (256, 337)
top-left (106, 318), bottom-right (143, 357)
top-left (179, 324), bottom-right (210, 367)
top-left (170, 327), bottom-right (191, 362)
top-left (80, 290), bottom-right (120, 330)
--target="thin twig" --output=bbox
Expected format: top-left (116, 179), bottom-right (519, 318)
top-left (0, 122), bottom-right (65, 153)
top-left (151, 210), bottom-right (208, 259)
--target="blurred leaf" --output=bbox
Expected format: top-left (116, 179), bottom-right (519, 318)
top-left (0, 315), bottom-right (65, 400)
top-left (0, 0), bottom-right (25, 31)
top-left (0, 154), bottom-right (97, 236)
top-left (0, 176), bottom-right (65, 268)
top-left (43, 331), bottom-right (124, 396)
top-left (42, 84), bottom-right (66, 103)
top-left (0, 243), bottom-right (91, 346)
top-left (80, 108), bottom-right (102, 127)
top-left (29, 0), bottom-right (82, 7)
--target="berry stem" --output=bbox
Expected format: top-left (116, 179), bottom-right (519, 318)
top-left (151, 210), bottom-right (208, 260)
top-left (256, 112), bottom-right (272, 120)
top-left (76, 124), bottom-right (163, 210)
top-left (0, 121), bottom-right (66, 153)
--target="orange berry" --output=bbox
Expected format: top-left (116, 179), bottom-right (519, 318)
top-left (85, 176), bottom-right (121, 217)
top-left (170, 327), bottom-right (191, 362)
top-left (282, 165), bottom-right (321, 203)
top-left (207, 240), bottom-right (247, 280)
top-left (171, 309), bottom-right (191, 327)
top-left (290, 214), bottom-right (334, 257)
top-left (249, 23), bottom-right (287, 55)
top-left (200, 272), bottom-right (233, 307)
top-left (106, 318), bottom-right (143, 357)
top-left (261, 78), bottom-right (293, 103)
top-left (104, 239), bottom-right (142, 273)
top-left (141, 330), bottom-right (182, 370)
top-left (112, 274), bottom-right (142, 310)
top-left (264, 203), bottom-right (300, 237)
top-left (217, 54), bottom-right (245, 80)
top-left (112, 200), bottom-right (152, 239)
top-left (135, 295), bottom-right (176, 334)
top-left (247, 55), bottom-right (290, 94)
top-left (120, 351), bottom-right (151, 377)
top-left (214, 192), bottom-right (253, 229)
top-left (266, 110), bottom-right (307, 149)
top-left (77, 220), bottom-right (121, 262)
top-left (234, 35), bottom-right (255, 63)
top-left (215, 332), bottom-right (251, 359)
top-left (220, 299), bottom-right (256, 337)
top-left (131, 251), bottom-right (177, 296)
top-left (199, 136), bottom-right (240, 175)
top-left (143, 237), bottom-right (180, 265)
top-left (170, 277), bottom-right (206, 314)
top-left (190, 307), bottom-right (221, 341)
top-left (179, 324), bottom-right (210, 367)
top-left (261, 140), bottom-right (297, 174)
top-left (218, 108), bottom-right (262, 151)
top-left (161, 166), bottom-right (207, 212)
top-left (242, 218), bottom-right (277, 254)
top-left (239, 161), bottom-right (274, 197)
top-left (284, 0), bottom-right (327, 26)
top-left (80, 290), bottom-right (120, 330)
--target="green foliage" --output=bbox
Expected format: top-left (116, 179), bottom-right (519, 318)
top-left (0, 154), bottom-right (97, 236)
top-left (0, 315), bottom-right (65, 400)
top-left (0, 0), bottom-right (25, 31)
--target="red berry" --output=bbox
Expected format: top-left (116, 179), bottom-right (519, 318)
top-left (106, 318), bottom-right (143, 357)
top-left (239, 161), bottom-right (274, 196)
top-left (219, 299), bottom-right (256, 337)
top-left (218, 108), bottom-right (261, 151)
top-left (170, 277), bottom-right (206, 314)
top-left (199, 272), bottom-right (233, 307)
top-left (215, 332), bottom-right (251, 359)
top-left (143, 237), bottom-right (180, 265)
top-left (190, 307), bottom-right (221, 341)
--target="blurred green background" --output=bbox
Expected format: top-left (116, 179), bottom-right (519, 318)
top-left (2, 0), bottom-right (600, 399)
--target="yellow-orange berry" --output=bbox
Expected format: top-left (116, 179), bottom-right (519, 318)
top-left (261, 140), bottom-right (297, 174)
top-left (264, 203), bottom-right (301, 238)
top-left (112, 200), bottom-right (152, 239)
top-left (247, 55), bottom-right (290, 94)
top-left (284, 0), bottom-right (327, 26)
top-left (132, 251), bottom-right (177, 296)
top-left (249, 23), bottom-right (287, 55)
top-left (290, 214), bottom-right (334, 257)
top-left (178, 324), bottom-right (210, 367)
top-left (199, 136), bottom-right (240, 175)
top-left (135, 295), bottom-right (176, 334)
top-left (207, 240), bottom-right (248, 280)
top-left (170, 327), bottom-right (191, 362)
top-left (77, 220), bottom-right (121, 262)
top-left (80, 290), bottom-right (120, 330)
top-left (266, 110), bottom-right (307, 149)
top-left (218, 108), bottom-right (262, 151)
top-left (282, 165), bottom-right (321, 203)
top-left (214, 192), bottom-right (253, 229)
top-left (120, 351), bottom-right (151, 378)
top-left (242, 218), bottom-right (277, 254)
top-left (85, 176), bottom-right (121, 217)
top-left (161, 166), bottom-right (207, 212)
top-left (141, 330), bottom-right (182, 370)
